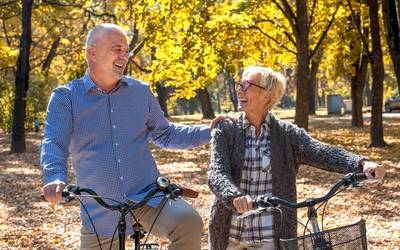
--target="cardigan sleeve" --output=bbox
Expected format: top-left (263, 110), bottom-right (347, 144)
top-left (207, 122), bottom-right (242, 211)
top-left (288, 122), bottom-right (366, 174)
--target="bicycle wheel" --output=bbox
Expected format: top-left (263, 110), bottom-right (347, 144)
top-left (279, 219), bottom-right (368, 250)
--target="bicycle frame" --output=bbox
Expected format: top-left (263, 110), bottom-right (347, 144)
top-left (62, 177), bottom-right (197, 250)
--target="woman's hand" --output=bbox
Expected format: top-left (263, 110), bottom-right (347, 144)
top-left (362, 161), bottom-right (385, 180)
top-left (233, 195), bottom-right (253, 214)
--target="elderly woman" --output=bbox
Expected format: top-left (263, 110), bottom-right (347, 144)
top-left (207, 66), bottom-right (385, 250)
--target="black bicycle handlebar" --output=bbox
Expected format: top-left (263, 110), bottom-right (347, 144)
top-left (62, 177), bottom-right (199, 211)
top-left (255, 173), bottom-right (367, 209)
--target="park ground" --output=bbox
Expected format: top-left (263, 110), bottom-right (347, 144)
top-left (0, 112), bottom-right (399, 249)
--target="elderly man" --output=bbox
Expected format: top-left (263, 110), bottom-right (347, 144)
top-left (207, 66), bottom-right (385, 250)
top-left (41, 23), bottom-right (221, 250)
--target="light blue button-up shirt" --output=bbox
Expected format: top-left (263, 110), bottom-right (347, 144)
top-left (40, 73), bottom-right (211, 236)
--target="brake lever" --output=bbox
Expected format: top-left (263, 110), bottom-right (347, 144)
top-left (62, 184), bottom-right (79, 202)
top-left (237, 207), bottom-right (266, 219)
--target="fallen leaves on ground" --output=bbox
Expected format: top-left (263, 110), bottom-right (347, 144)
top-left (0, 114), bottom-right (399, 249)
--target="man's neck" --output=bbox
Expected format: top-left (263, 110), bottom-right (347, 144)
top-left (88, 69), bottom-right (120, 93)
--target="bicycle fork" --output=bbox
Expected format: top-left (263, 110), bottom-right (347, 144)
top-left (307, 206), bottom-right (333, 250)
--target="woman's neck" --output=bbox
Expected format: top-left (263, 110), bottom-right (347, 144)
top-left (245, 109), bottom-right (269, 138)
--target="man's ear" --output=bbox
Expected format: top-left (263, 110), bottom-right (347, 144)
top-left (87, 45), bottom-right (96, 61)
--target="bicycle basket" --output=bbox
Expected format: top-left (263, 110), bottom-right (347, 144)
top-left (279, 219), bottom-right (367, 250)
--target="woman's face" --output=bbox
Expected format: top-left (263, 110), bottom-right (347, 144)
top-left (236, 73), bottom-right (271, 116)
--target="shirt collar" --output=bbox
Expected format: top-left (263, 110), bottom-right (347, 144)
top-left (240, 112), bottom-right (272, 130)
top-left (83, 71), bottom-right (129, 94)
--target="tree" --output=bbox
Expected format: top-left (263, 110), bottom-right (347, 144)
top-left (11, 0), bottom-right (33, 153)
top-left (382, 0), bottom-right (400, 92)
top-left (271, 0), bottom-right (343, 129)
top-left (349, 10), bottom-right (369, 127)
top-left (368, 0), bottom-right (386, 146)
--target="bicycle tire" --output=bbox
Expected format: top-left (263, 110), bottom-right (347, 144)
top-left (279, 219), bottom-right (367, 250)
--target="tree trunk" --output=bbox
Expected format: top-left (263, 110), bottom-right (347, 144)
top-left (351, 15), bottom-right (369, 127)
top-left (351, 54), bottom-right (368, 127)
top-left (364, 77), bottom-right (372, 106)
top-left (189, 98), bottom-right (197, 115)
top-left (11, 0), bottom-right (33, 153)
top-left (197, 88), bottom-right (215, 119)
top-left (368, 0), bottom-right (386, 147)
top-left (309, 50), bottom-right (323, 115)
top-left (294, 0), bottom-right (310, 130)
top-left (224, 69), bottom-right (238, 111)
top-left (155, 83), bottom-right (170, 117)
top-left (382, 0), bottom-right (400, 92)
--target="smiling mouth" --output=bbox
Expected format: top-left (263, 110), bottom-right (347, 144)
top-left (238, 98), bottom-right (247, 105)
top-left (114, 62), bottom-right (125, 70)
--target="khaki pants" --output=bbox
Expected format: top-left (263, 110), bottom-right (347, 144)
top-left (226, 237), bottom-right (275, 250)
top-left (80, 198), bottom-right (203, 250)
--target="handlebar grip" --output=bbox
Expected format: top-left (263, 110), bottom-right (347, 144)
top-left (352, 173), bottom-right (368, 181)
top-left (180, 188), bottom-right (199, 198)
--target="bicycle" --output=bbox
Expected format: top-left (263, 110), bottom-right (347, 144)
top-left (238, 173), bottom-right (370, 250)
top-left (62, 177), bottom-right (199, 250)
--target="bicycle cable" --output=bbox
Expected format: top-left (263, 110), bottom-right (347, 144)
top-left (140, 197), bottom-right (169, 250)
top-left (74, 195), bottom-right (103, 250)
top-left (68, 193), bottom-right (126, 250)
top-left (109, 221), bottom-right (119, 250)
top-left (318, 185), bottom-right (349, 232)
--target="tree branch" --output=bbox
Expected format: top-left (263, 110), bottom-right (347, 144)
top-left (41, 0), bottom-right (83, 8)
top-left (309, 0), bottom-right (318, 27)
top-left (249, 25), bottom-right (297, 54)
top-left (346, 0), bottom-right (370, 57)
top-left (84, 9), bottom-right (117, 21)
top-left (0, 0), bottom-right (17, 7)
top-left (272, 0), bottom-right (297, 30)
top-left (132, 60), bottom-right (152, 74)
top-left (2, 19), bottom-right (11, 46)
top-left (255, 18), bottom-right (296, 47)
top-left (42, 36), bottom-right (60, 72)
top-left (310, 0), bottom-right (343, 59)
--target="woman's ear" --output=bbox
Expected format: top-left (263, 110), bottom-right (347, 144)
top-left (264, 91), bottom-right (274, 108)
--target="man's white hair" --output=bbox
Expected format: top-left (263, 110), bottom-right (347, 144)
top-left (85, 23), bottom-right (127, 49)
top-left (242, 66), bottom-right (287, 109)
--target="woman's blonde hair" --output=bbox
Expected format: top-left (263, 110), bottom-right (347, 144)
top-left (242, 66), bottom-right (287, 109)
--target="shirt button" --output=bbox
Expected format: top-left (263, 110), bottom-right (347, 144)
top-left (115, 142), bottom-right (119, 146)
top-left (118, 159), bottom-right (121, 163)
top-left (120, 176), bottom-right (123, 180)
top-left (111, 109), bottom-right (114, 113)
top-left (113, 125), bottom-right (116, 129)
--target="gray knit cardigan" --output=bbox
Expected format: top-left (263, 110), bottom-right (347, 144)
top-left (207, 113), bottom-right (364, 250)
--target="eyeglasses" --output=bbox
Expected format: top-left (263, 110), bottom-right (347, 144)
top-left (237, 79), bottom-right (266, 92)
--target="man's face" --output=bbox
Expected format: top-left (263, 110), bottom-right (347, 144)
top-left (89, 29), bottom-right (129, 82)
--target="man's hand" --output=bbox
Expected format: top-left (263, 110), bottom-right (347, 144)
top-left (42, 181), bottom-right (66, 204)
top-left (362, 161), bottom-right (385, 180)
top-left (209, 115), bottom-right (234, 130)
top-left (233, 195), bottom-right (253, 214)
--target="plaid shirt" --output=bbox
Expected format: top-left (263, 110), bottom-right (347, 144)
top-left (229, 113), bottom-right (274, 243)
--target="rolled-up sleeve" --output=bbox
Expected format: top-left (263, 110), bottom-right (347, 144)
top-left (40, 87), bottom-right (72, 185)
top-left (146, 87), bottom-right (210, 149)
